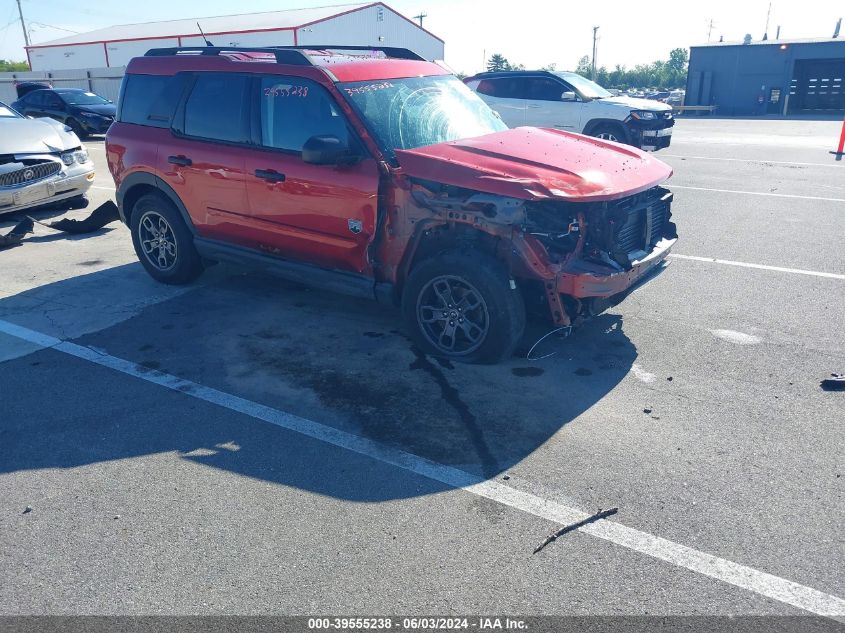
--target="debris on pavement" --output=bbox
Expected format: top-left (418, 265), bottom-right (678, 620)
top-left (532, 507), bottom-right (619, 554)
top-left (0, 201), bottom-right (120, 251)
top-left (0, 217), bottom-right (34, 249)
top-left (22, 506), bottom-right (32, 514)
top-left (643, 408), bottom-right (653, 414)
top-left (31, 200), bottom-right (120, 234)
top-left (820, 374), bottom-right (845, 391)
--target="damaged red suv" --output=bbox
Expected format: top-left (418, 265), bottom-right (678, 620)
top-left (106, 46), bottom-right (677, 364)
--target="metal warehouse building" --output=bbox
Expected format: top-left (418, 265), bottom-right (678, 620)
top-left (685, 37), bottom-right (845, 116)
top-left (25, 2), bottom-right (444, 71)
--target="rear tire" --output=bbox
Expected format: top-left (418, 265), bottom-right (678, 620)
top-left (401, 252), bottom-right (525, 364)
top-left (130, 193), bottom-right (203, 285)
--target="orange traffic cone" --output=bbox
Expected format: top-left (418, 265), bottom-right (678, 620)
top-left (833, 115), bottom-right (845, 157)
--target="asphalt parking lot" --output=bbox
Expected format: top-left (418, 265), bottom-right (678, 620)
top-left (0, 118), bottom-right (843, 618)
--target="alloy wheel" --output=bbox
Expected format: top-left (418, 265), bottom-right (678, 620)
top-left (138, 210), bottom-right (178, 272)
top-left (416, 275), bottom-right (490, 355)
top-left (596, 131), bottom-right (620, 141)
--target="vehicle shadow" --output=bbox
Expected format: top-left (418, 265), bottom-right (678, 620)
top-left (1, 263), bottom-right (639, 501)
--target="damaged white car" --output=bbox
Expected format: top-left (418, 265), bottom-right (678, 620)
top-left (0, 100), bottom-right (94, 216)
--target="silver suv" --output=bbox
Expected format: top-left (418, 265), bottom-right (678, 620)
top-left (464, 71), bottom-right (674, 151)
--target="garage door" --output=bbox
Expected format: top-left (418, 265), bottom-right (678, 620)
top-left (788, 59), bottom-right (845, 112)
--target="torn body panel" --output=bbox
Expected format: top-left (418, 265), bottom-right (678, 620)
top-left (389, 174), bottom-right (677, 327)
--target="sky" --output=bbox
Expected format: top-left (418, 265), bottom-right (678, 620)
top-left (1, 0), bottom-right (842, 73)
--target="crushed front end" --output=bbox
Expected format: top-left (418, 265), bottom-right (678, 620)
top-left (520, 186), bottom-right (677, 326)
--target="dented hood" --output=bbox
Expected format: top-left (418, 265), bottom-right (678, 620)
top-left (0, 117), bottom-right (80, 154)
top-left (394, 127), bottom-right (672, 202)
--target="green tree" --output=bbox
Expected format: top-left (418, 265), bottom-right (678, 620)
top-left (575, 55), bottom-right (591, 78)
top-left (487, 53), bottom-right (510, 72)
top-left (569, 49), bottom-right (689, 90)
top-left (0, 59), bottom-right (29, 72)
top-left (667, 48), bottom-right (689, 73)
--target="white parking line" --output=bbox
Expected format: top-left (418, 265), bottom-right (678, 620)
top-left (1, 317), bottom-right (843, 617)
top-left (662, 154), bottom-right (842, 169)
top-left (670, 185), bottom-right (845, 203)
top-left (670, 254), bottom-right (845, 280)
top-left (90, 186), bottom-right (115, 191)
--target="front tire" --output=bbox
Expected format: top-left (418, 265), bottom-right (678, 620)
top-left (67, 118), bottom-right (88, 139)
top-left (401, 252), bottom-right (525, 364)
top-left (130, 193), bottom-right (203, 285)
top-left (590, 123), bottom-right (628, 144)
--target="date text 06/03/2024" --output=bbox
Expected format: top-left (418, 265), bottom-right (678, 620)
top-left (307, 617), bottom-right (528, 630)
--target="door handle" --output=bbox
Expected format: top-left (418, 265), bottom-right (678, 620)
top-left (255, 169), bottom-right (286, 183)
top-left (168, 155), bottom-right (192, 166)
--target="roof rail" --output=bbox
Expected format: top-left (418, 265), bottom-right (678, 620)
top-left (144, 47), bottom-right (312, 65)
top-left (144, 45), bottom-right (425, 64)
top-left (270, 45), bottom-right (425, 61)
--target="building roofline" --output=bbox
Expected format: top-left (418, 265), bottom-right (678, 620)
top-left (691, 36), bottom-right (844, 48)
top-left (26, 1), bottom-right (444, 50)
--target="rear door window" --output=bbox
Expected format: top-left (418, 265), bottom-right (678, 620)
top-left (524, 77), bottom-right (566, 101)
top-left (476, 78), bottom-right (519, 99)
top-left (182, 73), bottom-right (249, 144)
top-left (27, 91), bottom-right (46, 107)
top-left (258, 76), bottom-right (350, 152)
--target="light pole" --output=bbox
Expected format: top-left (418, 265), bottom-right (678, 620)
top-left (16, 0), bottom-right (31, 47)
top-left (591, 26), bottom-right (599, 81)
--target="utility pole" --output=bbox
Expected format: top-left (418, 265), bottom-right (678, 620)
top-left (16, 0), bottom-right (31, 47)
top-left (591, 26), bottom-right (599, 81)
top-left (707, 19), bottom-right (715, 42)
top-left (763, 2), bottom-right (771, 40)
top-left (413, 12), bottom-right (428, 28)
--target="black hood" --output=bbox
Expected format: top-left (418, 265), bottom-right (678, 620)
top-left (72, 103), bottom-right (116, 117)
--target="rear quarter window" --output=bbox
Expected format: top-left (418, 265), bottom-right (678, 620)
top-left (119, 73), bottom-right (187, 128)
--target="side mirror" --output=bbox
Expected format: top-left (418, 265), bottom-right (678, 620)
top-left (302, 135), bottom-right (352, 165)
top-left (561, 91), bottom-right (578, 102)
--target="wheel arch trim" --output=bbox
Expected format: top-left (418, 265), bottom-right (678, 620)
top-left (117, 171), bottom-right (195, 233)
top-left (582, 118), bottom-right (630, 141)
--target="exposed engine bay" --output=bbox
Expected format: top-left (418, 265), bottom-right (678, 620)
top-left (411, 180), bottom-right (677, 273)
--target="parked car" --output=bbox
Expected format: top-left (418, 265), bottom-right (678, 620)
top-left (107, 46), bottom-right (677, 364)
top-left (11, 88), bottom-right (116, 138)
top-left (464, 70), bottom-right (675, 151)
top-left (0, 100), bottom-right (94, 216)
top-left (666, 90), bottom-right (685, 108)
top-left (646, 91), bottom-right (671, 102)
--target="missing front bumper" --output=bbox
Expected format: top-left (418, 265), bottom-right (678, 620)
top-left (542, 238), bottom-right (677, 326)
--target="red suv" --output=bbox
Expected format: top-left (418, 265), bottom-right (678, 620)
top-left (106, 46), bottom-right (677, 364)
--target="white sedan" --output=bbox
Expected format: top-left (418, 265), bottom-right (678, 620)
top-left (0, 101), bottom-right (94, 216)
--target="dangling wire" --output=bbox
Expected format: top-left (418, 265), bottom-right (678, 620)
top-left (526, 326), bottom-right (572, 361)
